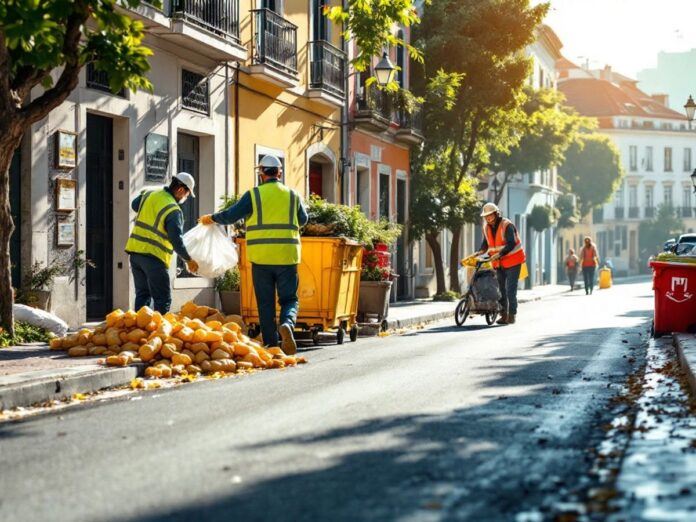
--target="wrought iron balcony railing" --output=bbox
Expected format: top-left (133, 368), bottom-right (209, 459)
top-left (680, 206), bottom-right (693, 218)
top-left (172, 0), bottom-right (240, 41)
top-left (628, 206), bottom-right (639, 218)
top-left (252, 8), bottom-right (298, 75)
top-left (396, 105), bottom-right (424, 133)
top-left (356, 84), bottom-right (391, 122)
top-left (309, 40), bottom-right (346, 97)
top-left (645, 206), bottom-right (655, 218)
top-left (86, 63), bottom-right (125, 96)
top-left (614, 207), bottom-right (625, 219)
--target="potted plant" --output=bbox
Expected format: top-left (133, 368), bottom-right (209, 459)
top-left (16, 260), bottom-right (65, 310)
top-left (215, 266), bottom-right (241, 315)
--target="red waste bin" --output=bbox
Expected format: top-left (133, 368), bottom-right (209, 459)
top-left (650, 260), bottom-right (696, 336)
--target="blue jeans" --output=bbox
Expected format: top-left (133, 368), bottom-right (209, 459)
top-left (496, 263), bottom-right (522, 315)
top-left (583, 266), bottom-right (596, 294)
top-left (130, 253), bottom-right (172, 313)
top-left (252, 263), bottom-right (299, 346)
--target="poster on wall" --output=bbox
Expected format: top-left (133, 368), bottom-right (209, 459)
top-left (56, 221), bottom-right (75, 247)
top-left (145, 133), bottom-right (169, 183)
top-left (55, 178), bottom-right (77, 212)
top-left (54, 130), bottom-right (77, 169)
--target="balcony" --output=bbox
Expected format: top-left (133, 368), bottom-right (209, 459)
top-left (679, 206), bottom-right (693, 218)
top-left (628, 206), bottom-right (639, 219)
top-left (169, 0), bottom-right (247, 62)
top-left (614, 207), bottom-right (625, 219)
top-left (308, 40), bottom-right (346, 106)
top-left (353, 84), bottom-right (392, 132)
top-left (86, 63), bottom-right (125, 97)
top-left (251, 9), bottom-right (298, 87)
top-left (395, 106), bottom-right (425, 145)
top-left (645, 206), bottom-right (655, 218)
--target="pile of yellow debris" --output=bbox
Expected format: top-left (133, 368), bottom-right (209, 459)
top-left (49, 302), bottom-right (305, 377)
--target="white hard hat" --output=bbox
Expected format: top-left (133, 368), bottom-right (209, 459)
top-left (480, 202), bottom-right (500, 217)
top-left (256, 155), bottom-right (283, 170)
top-left (173, 172), bottom-right (196, 198)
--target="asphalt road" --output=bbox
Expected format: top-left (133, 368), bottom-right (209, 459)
top-left (0, 280), bottom-right (653, 522)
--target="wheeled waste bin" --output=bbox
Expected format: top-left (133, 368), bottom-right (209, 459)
top-left (649, 260), bottom-right (696, 336)
top-left (237, 237), bottom-right (363, 345)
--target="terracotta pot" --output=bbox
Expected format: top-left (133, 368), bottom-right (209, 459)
top-left (219, 290), bottom-right (241, 315)
top-left (358, 280), bottom-right (392, 322)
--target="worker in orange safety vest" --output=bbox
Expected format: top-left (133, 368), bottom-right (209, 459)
top-left (476, 202), bottom-right (526, 325)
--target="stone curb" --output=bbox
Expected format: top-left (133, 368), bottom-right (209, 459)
top-left (673, 333), bottom-right (696, 397)
top-left (0, 363), bottom-right (145, 410)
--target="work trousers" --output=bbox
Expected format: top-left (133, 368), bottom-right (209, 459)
top-left (251, 263), bottom-right (299, 347)
top-left (582, 266), bottom-right (596, 294)
top-left (130, 253), bottom-right (172, 313)
top-left (496, 263), bottom-right (522, 316)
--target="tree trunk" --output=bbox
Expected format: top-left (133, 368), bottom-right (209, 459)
top-left (0, 135), bottom-right (19, 337)
top-left (448, 226), bottom-right (462, 294)
top-left (425, 232), bottom-right (447, 295)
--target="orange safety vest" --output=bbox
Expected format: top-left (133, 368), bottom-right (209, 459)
top-left (484, 218), bottom-right (526, 269)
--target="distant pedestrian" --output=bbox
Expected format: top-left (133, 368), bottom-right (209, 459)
top-left (565, 248), bottom-right (579, 291)
top-left (580, 236), bottom-right (600, 295)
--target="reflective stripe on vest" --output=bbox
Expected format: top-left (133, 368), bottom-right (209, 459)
top-left (125, 189), bottom-right (181, 267)
top-left (246, 182), bottom-right (301, 265)
top-left (483, 218), bottom-right (526, 269)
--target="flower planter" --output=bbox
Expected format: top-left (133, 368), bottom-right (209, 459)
top-left (358, 280), bottom-right (392, 324)
top-left (219, 290), bottom-right (241, 315)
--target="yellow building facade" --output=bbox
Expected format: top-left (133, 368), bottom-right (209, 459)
top-left (233, 0), bottom-right (345, 199)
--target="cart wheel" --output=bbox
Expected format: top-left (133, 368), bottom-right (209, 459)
top-left (455, 298), bottom-right (470, 326)
top-left (312, 328), bottom-right (321, 346)
top-left (248, 325), bottom-right (260, 339)
top-left (336, 328), bottom-right (345, 345)
top-left (350, 325), bottom-right (359, 342)
top-left (485, 312), bottom-right (498, 325)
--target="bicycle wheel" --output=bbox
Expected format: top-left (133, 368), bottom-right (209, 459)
top-left (455, 298), bottom-right (470, 326)
top-left (485, 312), bottom-right (498, 325)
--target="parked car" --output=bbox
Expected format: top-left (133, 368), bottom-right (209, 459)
top-left (663, 238), bottom-right (676, 252)
top-left (673, 233), bottom-right (696, 255)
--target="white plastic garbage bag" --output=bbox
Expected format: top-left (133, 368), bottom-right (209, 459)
top-left (458, 266), bottom-right (469, 293)
top-left (12, 304), bottom-right (69, 337)
top-left (183, 224), bottom-right (239, 279)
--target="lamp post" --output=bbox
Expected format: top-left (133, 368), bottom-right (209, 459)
top-left (374, 52), bottom-right (396, 87)
top-left (685, 96), bottom-right (696, 127)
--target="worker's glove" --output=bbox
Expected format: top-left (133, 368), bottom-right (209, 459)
top-left (186, 259), bottom-right (199, 274)
top-left (199, 214), bottom-right (215, 226)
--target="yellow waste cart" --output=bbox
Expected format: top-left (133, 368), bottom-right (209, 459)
top-left (599, 267), bottom-right (612, 289)
top-left (237, 237), bottom-right (363, 345)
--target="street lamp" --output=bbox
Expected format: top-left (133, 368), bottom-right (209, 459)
top-left (374, 52), bottom-right (396, 87)
top-left (684, 95), bottom-right (696, 125)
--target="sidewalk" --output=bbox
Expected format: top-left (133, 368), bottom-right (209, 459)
top-left (0, 281), bottom-right (610, 411)
top-left (385, 282), bottom-right (573, 330)
top-left (673, 333), bottom-right (696, 396)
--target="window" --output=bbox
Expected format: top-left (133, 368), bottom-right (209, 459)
top-left (539, 68), bottom-right (544, 89)
top-left (181, 69), bottom-right (209, 114)
top-left (255, 148), bottom-right (285, 184)
top-left (629, 145), bottom-right (637, 171)
top-left (683, 187), bottom-right (692, 208)
top-left (356, 167), bottom-right (370, 213)
top-left (645, 146), bottom-right (653, 171)
top-left (424, 240), bottom-right (433, 268)
top-left (645, 185), bottom-right (654, 208)
top-left (311, 0), bottom-right (327, 40)
top-left (614, 185), bottom-right (624, 207)
top-left (685, 148), bottom-right (692, 172)
top-left (379, 171), bottom-right (391, 219)
top-left (86, 63), bottom-right (125, 97)
top-left (664, 147), bottom-right (673, 172)
top-left (396, 30), bottom-right (405, 88)
top-left (629, 185), bottom-right (638, 207)
top-left (663, 185), bottom-right (673, 207)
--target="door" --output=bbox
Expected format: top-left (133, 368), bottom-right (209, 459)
top-left (177, 133), bottom-right (200, 277)
top-left (9, 149), bottom-right (21, 288)
top-left (309, 162), bottom-right (323, 197)
top-left (311, 0), bottom-right (327, 41)
top-left (629, 230), bottom-right (637, 270)
top-left (86, 114), bottom-right (114, 319)
top-left (396, 178), bottom-right (408, 299)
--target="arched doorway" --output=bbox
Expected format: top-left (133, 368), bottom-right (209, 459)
top-left (306, 143), bottom-right (337, 202)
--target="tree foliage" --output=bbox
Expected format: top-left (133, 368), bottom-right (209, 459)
top-left (639, 205), bottom-right (684, 255)
top-left (0, 0), bottom-right (156, 334)
top-left (558, 134), bottom-right (624, 217)
top-left (555, 193), bottom-right (579, 229)
top-left (528, 204), bottom-right (559, 232)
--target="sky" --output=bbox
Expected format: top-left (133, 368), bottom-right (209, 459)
top-left (537, 0), bottom-right (696, 77)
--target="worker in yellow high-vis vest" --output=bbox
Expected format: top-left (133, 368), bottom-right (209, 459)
top-left (125, 173), bottom-right (199, 313)
top-left (199, 156), bottom-right (308, 354)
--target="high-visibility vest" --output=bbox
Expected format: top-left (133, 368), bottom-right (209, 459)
top-left (483, 218), bottom-right (526, 269)
top-left (125, 189), bottom-right (181, 267)
top-left (246, 182), bottom-right (301, 265)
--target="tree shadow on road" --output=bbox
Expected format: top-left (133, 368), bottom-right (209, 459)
top-left (125, 321), bottom-right (650, 522)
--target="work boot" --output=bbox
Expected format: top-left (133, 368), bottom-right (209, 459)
top-left (496, 312), bottom-right (508, 325)
top-left (507, 314), bottom-right (516, 324)
top-left (279, 323), bottom-right (297, 355)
